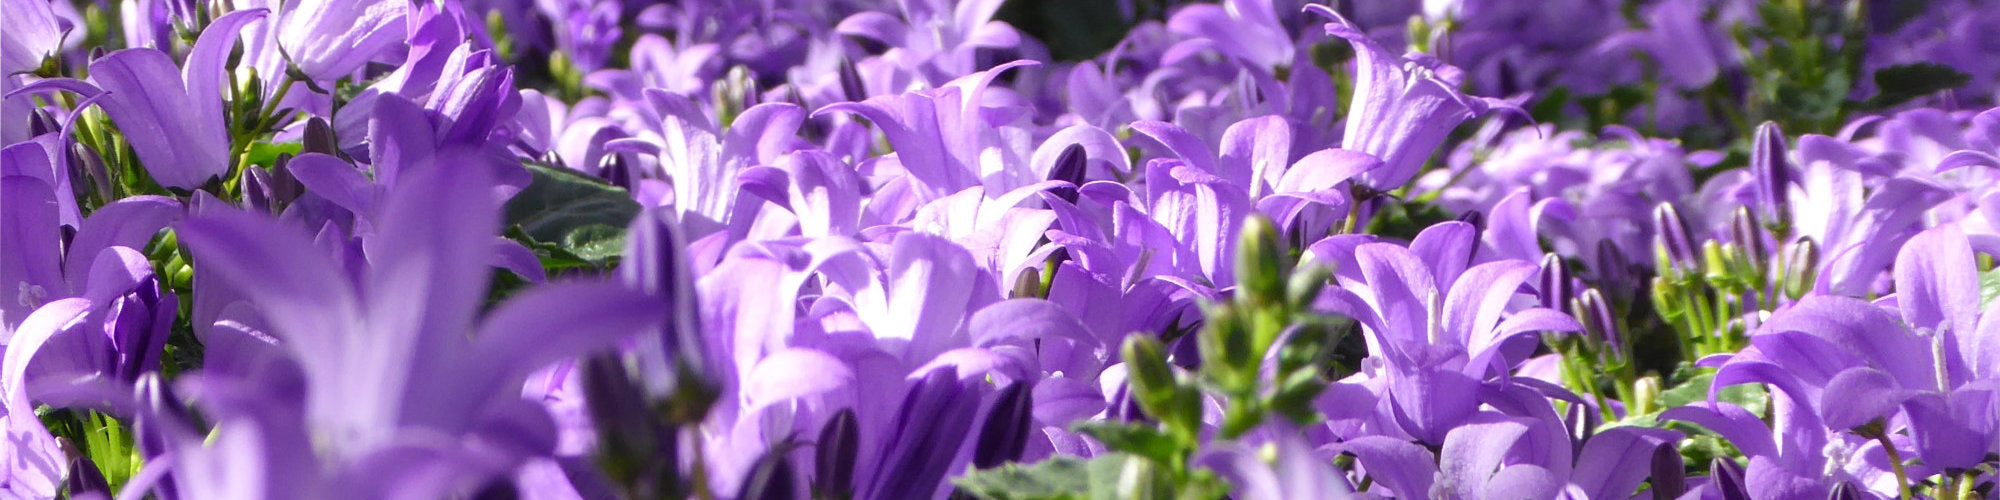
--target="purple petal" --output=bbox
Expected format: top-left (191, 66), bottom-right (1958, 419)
top-left (1571, 427), bottom-right (1684, 499)
top-left (1334, 436), bottom-right (1436, 498)
top-left (63, 195), bottom-right (180, 290)
top-left (1, 176), bottom-right (62, 326)
top-left (1891, 226), bottom-right (1980, 378)
top-left (744, 348), bottom-right (855, 413)
top-left (1760, 296), bottom-right (1934, 392)
top-left (86, 49), bottom-right (228, 190)
top-left (1818, 367), bottom-right (1914, 430)
top-left (1661, 402), bottom-right (1776, 459)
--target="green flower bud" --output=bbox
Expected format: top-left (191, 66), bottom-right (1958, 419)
top-left (1701, 240), bottom-right (1731, 286)
top-left (1235, 215), bottom-right (1288, 307)
top-left (1119, 335), bottom-right (1177, 418)
top-left (1285, 262), bottom-right (1334, 310)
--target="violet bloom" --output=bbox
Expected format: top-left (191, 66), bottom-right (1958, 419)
top-left (151, 156), bottom-right (665, 496)
top-left (1309, 221), bottom-right (1582, 445)
top-left (10, 9), bottom-right (265, 190)
top-left (277, 0), bottom-right (409, 83)
top-left (816, 60), bottom-right (1040, 203)
top-left (4, 250), bottom-right (175, 414)
top-left (0, 0), bottom-right (64, 144)
top-left (834, 0), bottom-right (1024, 85)
top-left (1165, 0), bottom-right (1296, 74)
top-left (1, 170), bottom-right (180, 329)
top-left (1307, 4), bottom-right (1514, 192)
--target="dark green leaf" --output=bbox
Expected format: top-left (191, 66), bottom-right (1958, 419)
top-left (1071, 422), bottom-right (1181, 466)
top-left (1862, 63), bottom-right (1972, 110)
top-left (503, 162), bottom-right (639, 265)
top-left (954, 454), bottom-right (1136, 500)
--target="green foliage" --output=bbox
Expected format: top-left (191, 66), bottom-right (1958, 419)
top-left (1860, 64), bottom-right (1971, 111)
top-left (503, 162), bottom-right (640, 265)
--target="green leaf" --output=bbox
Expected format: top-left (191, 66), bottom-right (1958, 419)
top-left (1071, 421), bottom-right (1182, 466)
top-left (243, 142), bottom-right (303, 168)
top-left (1980, 268), bottom-right (1999, 309)
top-left (503, 162), bottom-right (639, 264)
top-left (955, 454), bottom-right (1137, 500)
top-left (1862, 63), bottom-right (1972, 110)
top-left (1658, 372), bottom-right (1767, 418)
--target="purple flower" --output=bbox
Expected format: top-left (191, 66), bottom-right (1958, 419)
top-left (10, 9), bottom-right (266, 190)
top-left (1310, 221), bottom-right (1582, 444)
top-left (1307, 4), bottom-right (1515, 192)
top-left (277, 0), bottom-right (409, 82)
top-left (153, 153), bottom-right (665, 495)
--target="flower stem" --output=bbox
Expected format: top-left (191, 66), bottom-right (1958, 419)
top-left (1871, 432), bottom-right (1914, 500)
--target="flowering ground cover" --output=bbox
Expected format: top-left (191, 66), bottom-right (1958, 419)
top-left (3, 0), bottom-right (1998, 498)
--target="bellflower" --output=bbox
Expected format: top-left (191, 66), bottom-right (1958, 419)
top-left (1, 167), bottom-right (179, 329)
top-left (0, 0), bottom-right (64, 144)
top-left (154, 154), bottom-right (665, 496)
top-left (1310, 221), bottom-right (1582, 444)
top-left (276, 0), bottom-right (409, 83)
top-left (1307, 4), bottom-right (1515, 192)
top-left (11, 9), bottom-right (264, 190)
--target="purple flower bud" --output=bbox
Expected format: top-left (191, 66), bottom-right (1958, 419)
top-left (1573, 288), bottom-right (1622, 356)
top-left (68, 142), bottom-right (112, 205)
top-left (1751, 121), bottom-right (1791, 223)
top-left (1649, 442), bottom-right (1685, 499)
top-left (1046, 143), bottom-right (1087, 205)
top-left (814, 409), bottom-right (860, 498)
top-left (28, 108), bottom-right (57, 136)
top-left (242, 166), bottom-right (276, 214)
top-left (1782, 238), bottom-right (1819, 300)
top-left (866, 368), bottom-right (981, 500)
top-left (620, 208), bottom-right (709, 386)
top-left (1709, 457), bottom-right (1748, 500)
top-left (1728, 207), bottom-right (1769, 279)
top-left (971, 380), bottom-right (1035, 468)
top-left (735, 445), bottom-right (799, 500)
top-left (838, 57), bottom-right (867, 103)
top-left (302, 116), bottom-right (338, 156)
top-left (1537, 253), bottom-right (1574, 311)
top-left (63, 451), bottom-right (110, 499)
top-left (1652, 202), bottom-right (1696, 273)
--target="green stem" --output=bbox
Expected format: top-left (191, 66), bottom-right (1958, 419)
top-left (1872, 432), bottom-right (1914, 500)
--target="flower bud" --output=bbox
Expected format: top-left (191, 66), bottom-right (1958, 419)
top-left (1631, 375), bottom-right (1661, 416)
top-left (302, 116), bottom-right (338, 157)
top-left (1782, 238), bottom-right (1819, 300)
top-left (714, 65), bottom-right (758, 127)
top-left (1538, 253), bottom-right (1574, 311)
top-left (1649, 441), bottom-right (1686, 499)
top-left (1121, 335), bottom-right (1177, 416)
top-left (1285, 262), bottom-right (1334, 309)
top-left (1650, 276), bottom-right (1683, 317)
top-left (970, 381), bottom-right (1035, 468)
top-left (837, 56), bottom-right (868, 103)
top-left (1573, 288), bottom-right (1622, 357)
top-left (1235, 215), bottom-right (1288, 307)
top-left (1701, 240), bottom-right (1732, 285)
top-left (69, 142), bottom-right (113, 205)
top-left (1047, 143), bottom-right (1087, 205)
top-left (242, 165), bottom-right (276, 213)
top-left (1751, 121), bottom-right (1792, 224)
top-left (736, 445), bottom-right (798, 500)
top-left (814, 409), bottom-right (860, 498)
top-left (1652, 202), bottom-right (1696, 275)
top-left (1728, 207), bottom-right (1768, 280)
